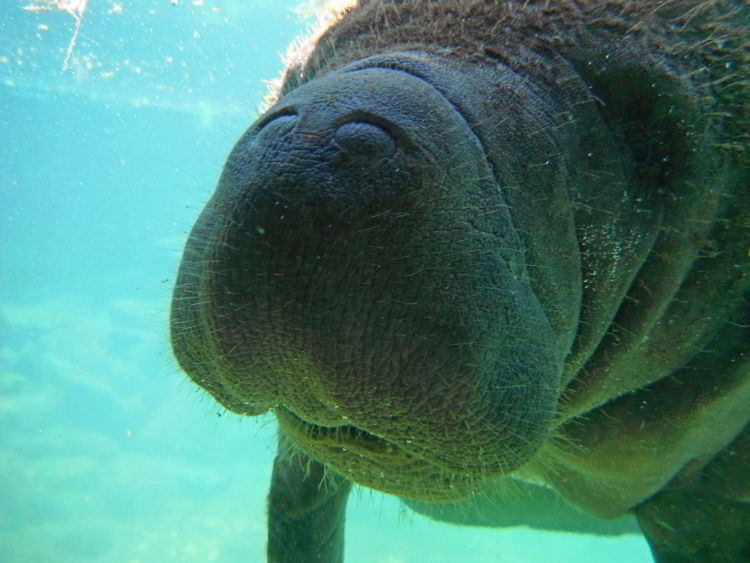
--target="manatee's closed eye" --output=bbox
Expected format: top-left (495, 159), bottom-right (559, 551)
top-left (574, 55), bottom-right (699, 198)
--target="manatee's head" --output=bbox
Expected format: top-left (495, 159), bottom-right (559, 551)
top-left (171, 53), bottom-right (571, 501)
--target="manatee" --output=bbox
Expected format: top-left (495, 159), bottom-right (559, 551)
top-left (169, 1), bottom-right (750, 561)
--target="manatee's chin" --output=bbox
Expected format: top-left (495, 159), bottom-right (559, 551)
top-left (276, 407), bottom-right (502, 502)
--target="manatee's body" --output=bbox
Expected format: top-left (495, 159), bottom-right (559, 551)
top-left (170, 1), bottom-right (750, 561)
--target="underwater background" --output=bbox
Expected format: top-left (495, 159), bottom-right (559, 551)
top-left (1, 1), bottom-right (655, 561)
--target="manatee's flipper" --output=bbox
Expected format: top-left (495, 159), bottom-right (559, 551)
top-left (267, 434), bottom-right (352, 563)
top-left (635, 425), bottom-right (750, 562)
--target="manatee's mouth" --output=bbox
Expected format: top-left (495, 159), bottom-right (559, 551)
top-left (276, 407), bottom-right (393, 456)
top-left (276, 406), bottom-right (486, 501)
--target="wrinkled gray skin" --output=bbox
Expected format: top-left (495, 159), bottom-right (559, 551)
top-left (170, 1), bottom-right (750, 561)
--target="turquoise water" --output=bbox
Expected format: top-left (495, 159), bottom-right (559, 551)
top-left (0, 1), bottom-right (654, 561)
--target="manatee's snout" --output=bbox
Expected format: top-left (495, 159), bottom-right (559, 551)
top-left (193, 70), bottom-right (418, 423)
top-left (171, 62), bottom-right (564, 498)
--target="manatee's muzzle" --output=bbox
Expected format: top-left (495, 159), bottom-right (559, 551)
top-left (171, 60), bottom-right (563, 484)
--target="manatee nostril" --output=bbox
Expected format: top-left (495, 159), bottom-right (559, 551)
top-left (253, 112), bottom-right (298, 141)
top-left (332, 121), bottom-right (396, 166)
top-left (264, 113), bottom-right (297, 130)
